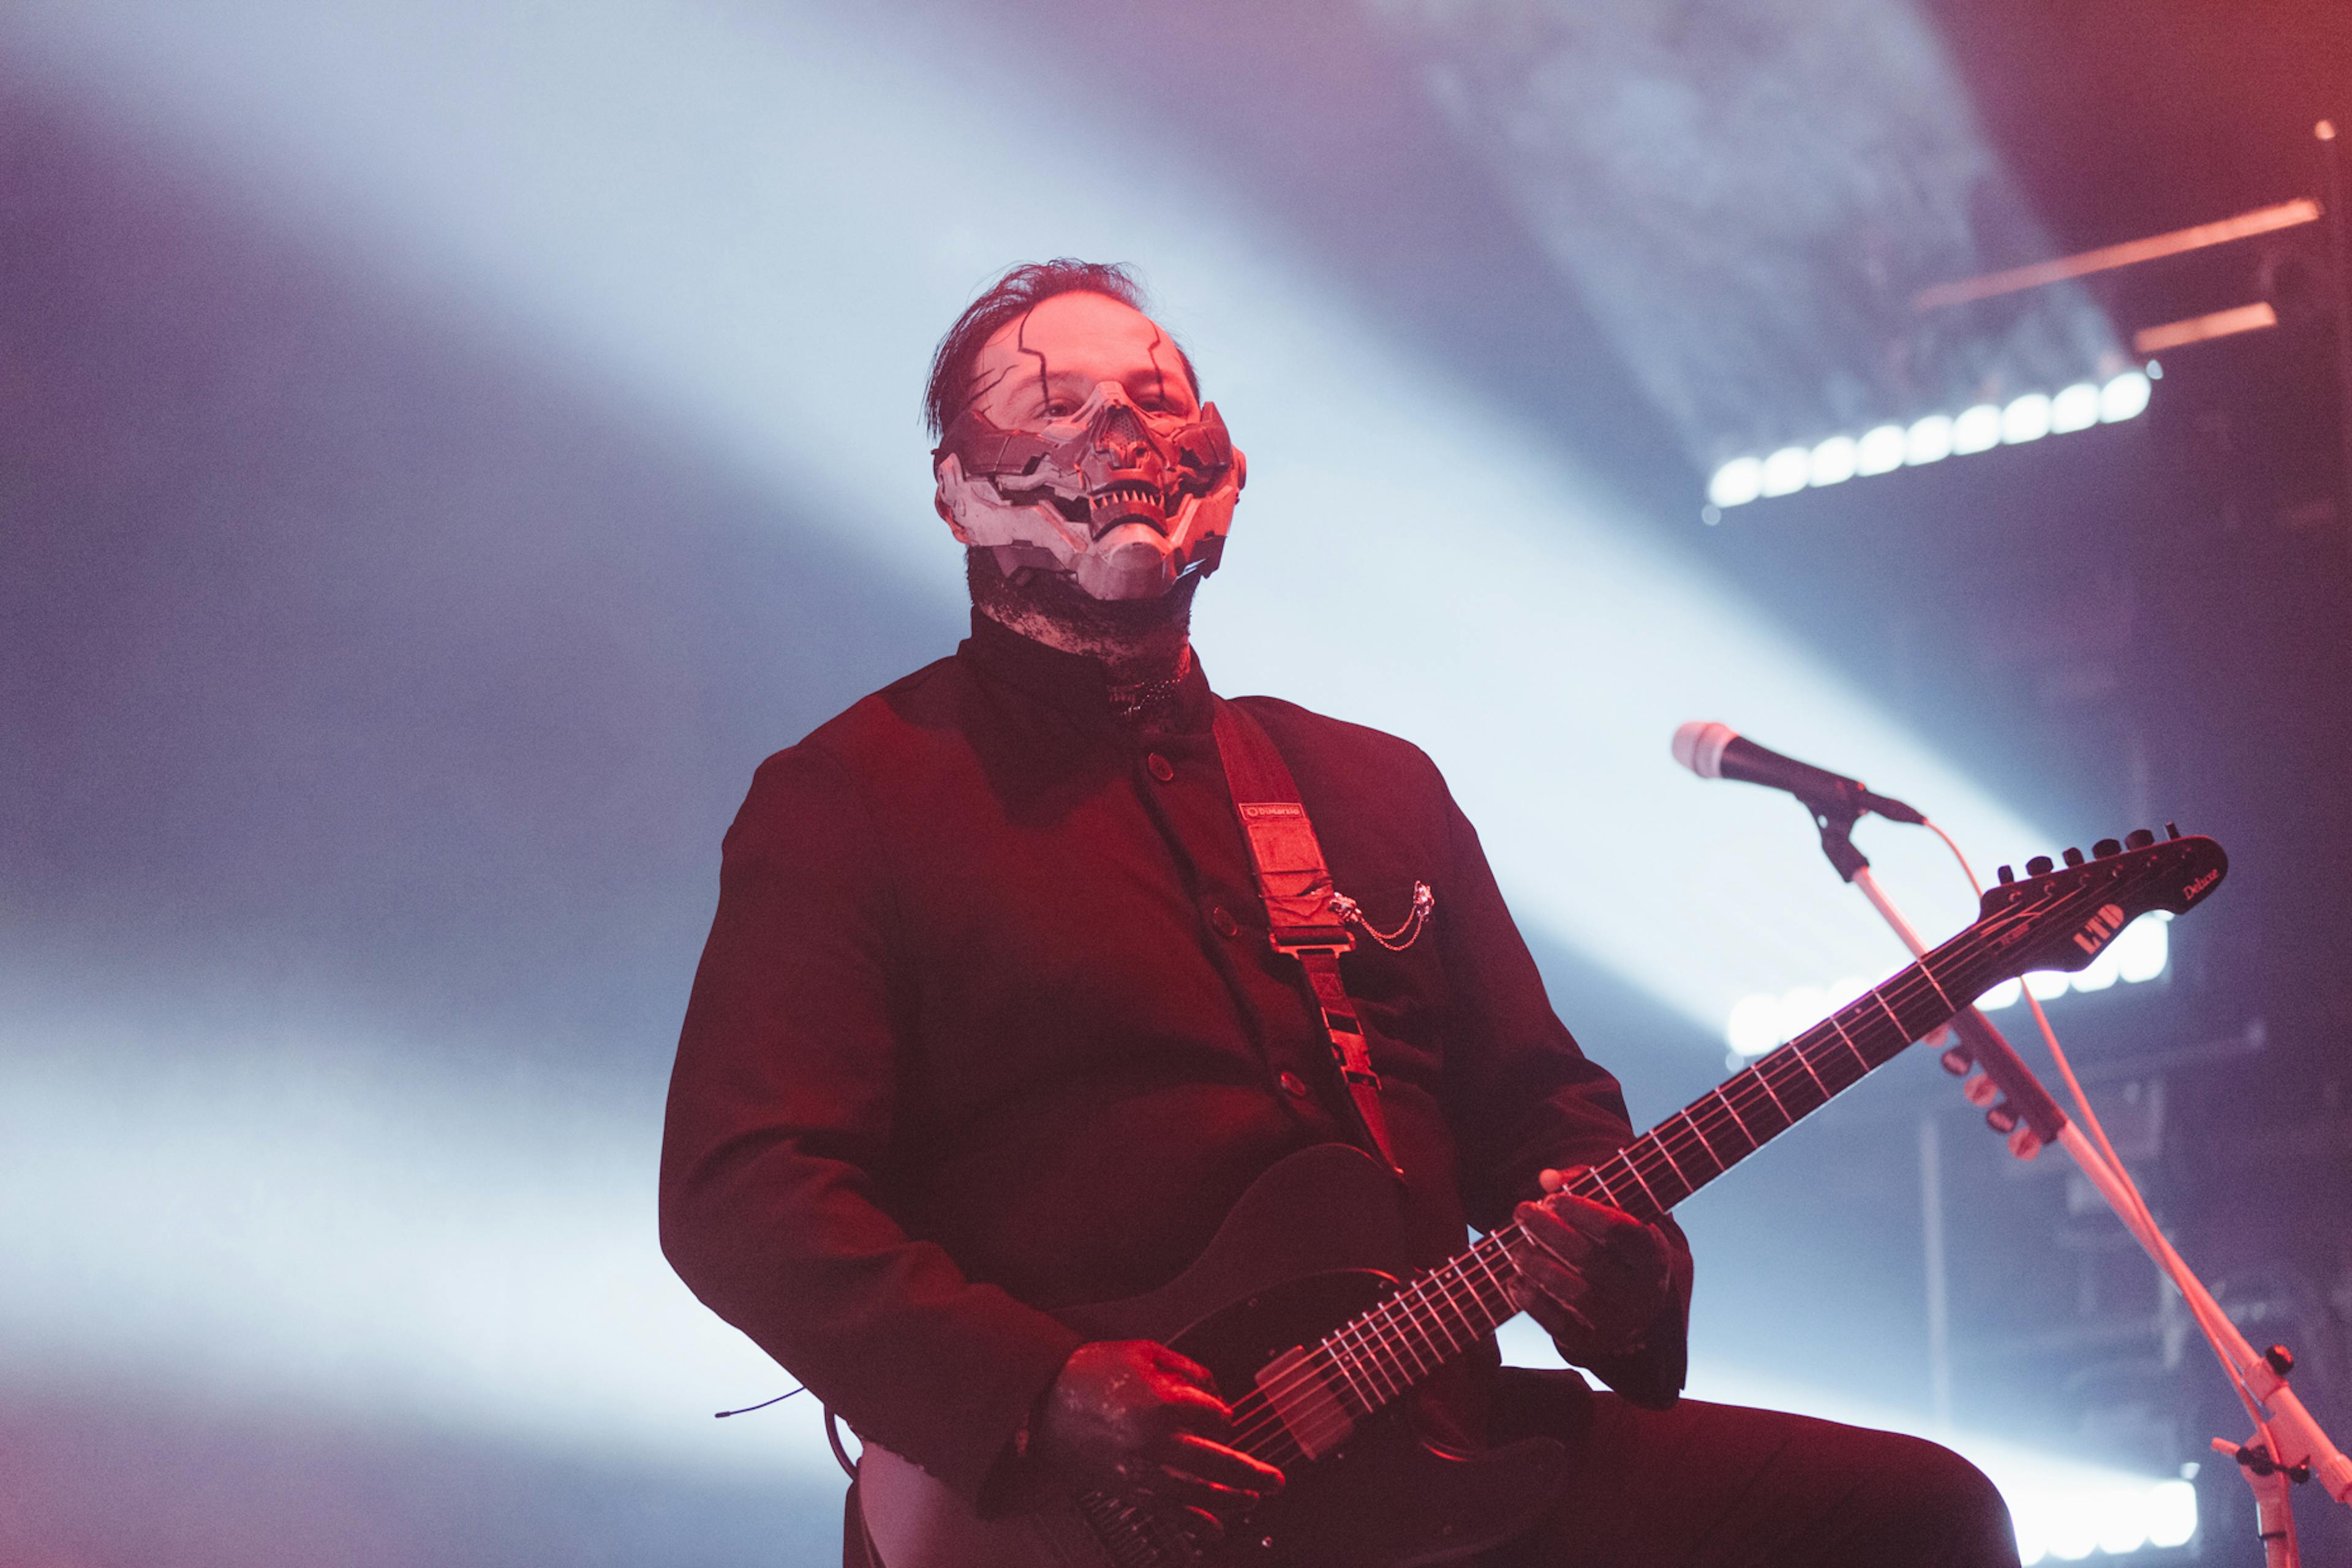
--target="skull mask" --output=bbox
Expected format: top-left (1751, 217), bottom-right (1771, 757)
top-left (932, 297), bottom-right (1245, 602)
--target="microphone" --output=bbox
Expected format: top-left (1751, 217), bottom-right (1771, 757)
top-left (1672, 722), bottom-right (1925, 825)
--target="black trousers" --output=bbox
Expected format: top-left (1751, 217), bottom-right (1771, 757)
top-left (843, 1378), bottom-right (2021, 1567)
top-left (1476, 1373), bottom-right (2021, 1567)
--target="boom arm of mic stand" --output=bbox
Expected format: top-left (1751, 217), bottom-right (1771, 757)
top-left (1810, 810), bottom-right (2067, 1144)
top-left (1833, 853), bottom-right (2352, 1545)
top-left (1847, 865), bottom-right (2070, 1147)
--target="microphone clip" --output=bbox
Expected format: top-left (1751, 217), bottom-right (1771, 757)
top-left (1803, 792), bottom-right (1873, 884)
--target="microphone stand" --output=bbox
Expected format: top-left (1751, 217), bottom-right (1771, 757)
top-left (1805, 804), bottom-right (2352, 1566)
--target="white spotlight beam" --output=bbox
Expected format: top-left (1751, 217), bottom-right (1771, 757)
top-left (0, 1009), bottom-right (819, 1477)
top-left (1, 0), bottom-right (2053, 1027)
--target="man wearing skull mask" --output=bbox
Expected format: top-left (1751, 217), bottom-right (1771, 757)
top-left (660, 261), bottom-right (2021, 1566)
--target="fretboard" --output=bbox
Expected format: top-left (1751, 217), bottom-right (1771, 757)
top-left (1237, 904), bottom-right (2036, 1457)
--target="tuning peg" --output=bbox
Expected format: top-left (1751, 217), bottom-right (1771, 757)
top-left (2093, 838), bottom-right (2122, 858)
top-left (2166, 822), bottom-right (2182, 840)
top-left (2125, 828), bottom-right (2156, 850)
top-left (1996, 864), bottom-right (2016, 884)
top-left (2026, 855), bottom-right (2054, 876)
top-left (1940, 1044), bottom-right (1974, 1076)
top-left (2007, 1125), bottom-right (2043, 1161)
top-left (2062, 846), bottom-right (2086, 867)
top-left (1962, 1072), bottom-right (2000, 1109)
top-left (1985, 1102), bottom-right (2019, 1134)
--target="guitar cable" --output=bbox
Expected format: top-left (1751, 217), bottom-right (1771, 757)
top-left (713, 1385), bottom-right (807, 1418)
top-left (1920, 821), bottom-right (2276, 1449)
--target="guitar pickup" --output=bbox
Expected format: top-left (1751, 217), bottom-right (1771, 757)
top-left (1254, 1344), bottom-right (1358, 1460)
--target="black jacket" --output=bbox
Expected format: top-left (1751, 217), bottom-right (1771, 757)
top-left (659, 612), bottom-right (1692, 1506)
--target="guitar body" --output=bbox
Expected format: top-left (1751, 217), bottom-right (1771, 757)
top-left (854, 831), bottom-right (2237, 1566)
top-left (856, 1144), bottom-right (1568, 1567)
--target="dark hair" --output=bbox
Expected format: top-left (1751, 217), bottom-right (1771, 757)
top-left (924, 258), bottom-right (1200, 440)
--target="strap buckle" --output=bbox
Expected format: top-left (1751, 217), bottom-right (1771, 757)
top-left (1268, 925), bottom-right (1357, 957)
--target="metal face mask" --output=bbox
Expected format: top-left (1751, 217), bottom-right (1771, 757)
top-left (933, 381), bottom-right (1244, 601)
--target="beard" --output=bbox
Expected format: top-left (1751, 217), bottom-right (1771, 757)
top-left (965, 549), bottom-right (1200, 674)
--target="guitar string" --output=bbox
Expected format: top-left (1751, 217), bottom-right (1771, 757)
top-left (1521, 871), bottom-right (2099, 1214)
top-left (1618, 860), bottom-right (2158, 1191)
top-left (1221, 895), bottom-right (2029, 1444)
top-left (1223, 1245), bottom-right (1524, 1455)
top-left (1115, 865), bottom-right (2185, 1559)
top-left (1218, 884), bottom-right (2065, 1451)
top-left (1219, 985), bottom-right (1926, 1450)
top-left (1212, 865), bottom-right (2159, 1455)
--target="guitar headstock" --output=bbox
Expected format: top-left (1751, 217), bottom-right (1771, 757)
top-left (1973, 826), bottom-right (2227, 984)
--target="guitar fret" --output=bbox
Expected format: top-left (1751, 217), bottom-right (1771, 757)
top-left (1585, 1164), bottom-right (1627, 1210)
top-left (1829, 1013), bottom-right (1871, 1072)
top-left (1339, 1320), bottom-right (1394, 1403)
top-left (1914, 951), bottom-right (1956, 1013)
top-left (1418, 1278), bottom-right (1458, 1352)
top-left (1750, 1065), bottom-right (1792, 1122)
top-left (1353, 1316), bottom-right (1396, 1390)
top-left (1417, 1275), bottom-right (1454, 1352)
top-left (1865, 992), bottom-right (1904, 1049)
top-left (1615, 1151), bottom-right (1667, 1215)
top-left (1365, 1327), bottom-right (1402, 1401)
top-left (1711, 1084), bottom-right (1760, 1147)
top-left (1395, 1298), bottom-right (1435, 1375)
top-left (1789, 1040), bottom-right (1831, 1098)
top-left (1322, 1334), bottom-right (1373, 1412)
top-left (1474, 1242), bottom-right (1513, 1319)
top-left (1324, 1327), bottom-right (1366, 1409)
top-left (1428, 1267), bottom-right (1474, 1348)
top-left (1474, 1246), bottom-right (1511, 1325)
top-left (1406, 1278), bottom-right (1456, 1356)
top-left (1649, 1135), bottom-right (1695, 1195)
top-left (1362, 1319), bottom-right (1399, 1401)
top-left (1450, 1261), bottom-right (1492, 1337)
top-left (1381, 1303), bottom-right (1428, 1378)
top-left (1475, 1234), bottom-right (1518, 1326)
top-left (1678, 1107), bottom-right (1726, 1169)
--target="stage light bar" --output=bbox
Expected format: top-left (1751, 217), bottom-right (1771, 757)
top-left (1499, 1326), bottom-right (2199, 1565)
top-left (2013, 1476), bottom-right (2198, 1563)
top-left (1913, 198), bottom-right (2320, 312)
top-left (1705, 371), bottom-right (2150, 513)
top-left (2132, 301), bottom-right (2277, 356)
top-left (1725, 913), bottom-right (2169, 1057)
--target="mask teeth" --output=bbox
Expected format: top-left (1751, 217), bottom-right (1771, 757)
top-left (1089, 481), bottom-right (1167, 524)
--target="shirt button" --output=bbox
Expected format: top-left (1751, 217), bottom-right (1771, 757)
top-left (1145, 752), bottom-right (1175, 782)
top-left (1278, 1071), bottom-right (1310, 1099)
top-left (1210, 906), bottom-right (1240, 938)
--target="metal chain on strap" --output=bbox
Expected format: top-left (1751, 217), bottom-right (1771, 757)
top-left (1327, 881), bottom-right (1435, 951)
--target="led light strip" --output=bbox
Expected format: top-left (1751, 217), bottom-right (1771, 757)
top-left (1705, 369), bottom-right (2154, 514)
top-left (1724, 913), bottom-right (2170, 1060)
top-left (1500, 1326), bottom-right (2202, 1563)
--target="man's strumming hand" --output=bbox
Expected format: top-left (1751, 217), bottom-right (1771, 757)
top-left (1026, 1340), bottom-right (1285, 1536)
top-left (1507, 1167), bottom-right (1674, 1368)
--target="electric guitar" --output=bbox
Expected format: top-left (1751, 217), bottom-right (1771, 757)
top-left (858, 829), bottom-right (2230, 1567)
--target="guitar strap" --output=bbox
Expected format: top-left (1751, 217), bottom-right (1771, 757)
top-left (1209, 698), bottom-right (1403, 1178)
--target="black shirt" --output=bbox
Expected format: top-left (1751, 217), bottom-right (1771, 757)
top-left (659, 612), bottom-right (1691, 1505)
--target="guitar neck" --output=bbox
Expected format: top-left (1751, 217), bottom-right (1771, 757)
top-left (1255, 919), bottom-right (2015, 1441)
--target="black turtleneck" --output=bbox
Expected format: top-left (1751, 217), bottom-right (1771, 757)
top-left (658, 611), bottom-right (1692, 1507)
